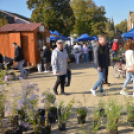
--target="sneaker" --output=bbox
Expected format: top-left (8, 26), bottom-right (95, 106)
top-left (120, 90), bottom-right (128, 96)
top-left (44, 71), bottom-right (49, 73)
top-left (90, 89), bottom-right (97, 96)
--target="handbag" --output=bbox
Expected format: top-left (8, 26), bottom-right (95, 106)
top-left (127, 65), bottom-right (134, 73)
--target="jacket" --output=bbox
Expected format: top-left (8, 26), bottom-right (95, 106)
top-left (112, 42), bottom-right (119, 51)
top-left (14, 46), bottom-right (24, 62)
top-left (0, 54), bottom-right (3, 64)
top-left (94, 42), bottom-right (107, 69)
top-left (42, 48), bottom-right (51, 64)
top-left (51, 48), bottom-right (68, 75)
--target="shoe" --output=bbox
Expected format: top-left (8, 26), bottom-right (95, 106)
top-left (60, 92), bottom-right (70, 95)
top-left (24, 72), bottom-right (29, 78)
top-left (44, 71), bottom-right (49, 73)
top-left (90, 89), bottom-right (97, 96)
top-left (53, 89), bottom-right (58, 95)
top-left (120, 90), bottom-right (128, 96)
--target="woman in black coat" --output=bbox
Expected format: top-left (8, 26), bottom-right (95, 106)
top-left (42, 46), bottom-right (50, 73)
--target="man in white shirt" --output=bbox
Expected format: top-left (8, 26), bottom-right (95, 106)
top-left (74, 42), bottom-right (81, 64)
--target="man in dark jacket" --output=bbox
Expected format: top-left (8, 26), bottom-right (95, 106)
top-left (103, 44), bottom-right (110, 85)
top-left (90, 35), bottom-right (108, 96)
top-left (0, 53), bottom-right (3, 64)
top-left (12, 42), bottom-right (28, 78)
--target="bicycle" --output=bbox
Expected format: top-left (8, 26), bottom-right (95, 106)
top-left (113, 57), bottom-right (126, 78)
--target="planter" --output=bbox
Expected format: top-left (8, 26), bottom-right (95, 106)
top-left (5, 127), bottom-right (23, 134)
top-left (49, 107), bottom-right (58, 123)
top-left (127, 120), bottom-right (134, 127)
top-left (45, 125), bottom-right (51, 134)
top-left (107, 128), bottom-right (118, 134)
top-left (77, 115), bottom-right (86, 124)
top-left (58, 123), bottom-right (66, 131)
top-left (38, 109), bottom-right (45, 117)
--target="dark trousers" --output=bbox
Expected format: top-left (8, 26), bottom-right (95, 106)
top-left (89, 51), bottom-right (93, 61)
top-left (105, 66), bottom-right (108, 83)
top-left (53, 75), bottom-right (65, 93)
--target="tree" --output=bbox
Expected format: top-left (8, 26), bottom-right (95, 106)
top-left (0, 13), bottom-right (8, 27)
top-left (115, 19), bottom-right (127, 34)
top-left (105, 19), bottom-right (114, 40)
top-left (26, 0), bottom-right (75, 36)
top-left (70, 0), bottom-right (107, 36)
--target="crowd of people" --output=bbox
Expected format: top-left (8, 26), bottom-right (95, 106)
top-left (1, 35), bottom-right (134, 97)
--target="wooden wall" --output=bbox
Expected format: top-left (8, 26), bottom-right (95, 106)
top-left (0, 32), bottom-right (21, 58)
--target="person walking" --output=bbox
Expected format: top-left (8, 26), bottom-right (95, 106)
top-left (103, 43), bottom-right (110, 85)
top-left (90, 35), bottom-right (108, 96)
top-left (74, 42), bottom-right (81, 64)
top-left (0, 53), bottom-right (3, 64)
top-left (12, 42), bottom-right (28, 78)
top-left (112, 39), bottom-right (119, 58)
top-left (51, 40), bottom-right (69, 95)
top-left (120, 39), bottom-right (134, 96)
top-left (82, 44), bottom-right (89, 63)
top-left (42, 46), bottom-right (51, 73)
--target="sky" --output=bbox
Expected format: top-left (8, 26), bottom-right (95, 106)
top-left (0, 0), bottom-right (134, 25)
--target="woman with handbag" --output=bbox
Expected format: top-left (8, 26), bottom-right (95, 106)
top-left (120, 39), bottom-right (134, 96)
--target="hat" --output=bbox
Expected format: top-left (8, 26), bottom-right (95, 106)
top-left (56, 39), bottom-right (64, 44)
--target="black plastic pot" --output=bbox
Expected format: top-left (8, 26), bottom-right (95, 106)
top-left (127, 120), bottom-right (134, 127)
top-left (5, 127), bottom-right (23, 134)
top-left (107, 128), bottom-right (118, 134)
top-left (49, 107), bottom-right (58, 123)
top-left (58, 123), bottom-right (66, 131)
top-left (38, 109), bottom-right (45, 117)
top-left (77, 115), bottom-right (86, 124)
top-left (45, 125), bottom-right (51, 134)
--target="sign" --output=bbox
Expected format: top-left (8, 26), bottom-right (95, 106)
top-left (46, 37), bottom-right (50, 43)
top-left (39, 26), bottom-right (45, 32)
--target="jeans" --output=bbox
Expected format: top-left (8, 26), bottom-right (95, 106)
top-left (93, 68), bottom-right (105, 92)
top-left (83, 53), bottom-right (89, 63)
top-left (113, 51), bottom-right (117, 58)
top-left (123, 72), bottom-right (134, 90)
top-left (18, 60), bottom-right (28, 78)
top-left (75, 53), bottom-right (80, 64)
top-left (53, 75), bottom-right (65, 93)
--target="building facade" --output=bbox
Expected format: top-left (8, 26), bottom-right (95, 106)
top-left (127, 11), bottom-right (134, 31)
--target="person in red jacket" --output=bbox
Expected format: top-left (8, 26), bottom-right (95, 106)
top-left (112, 39), bottom-right (119, 58)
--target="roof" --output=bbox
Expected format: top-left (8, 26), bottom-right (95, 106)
top-left (0, 10), bottom-right (30, 22)
top-left (0, 23), bottom-right (43, 32)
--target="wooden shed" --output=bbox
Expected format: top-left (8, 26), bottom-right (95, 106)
top-left (0, 23), bottom-right (51, 66)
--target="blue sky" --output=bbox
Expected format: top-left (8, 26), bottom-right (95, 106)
top-left (0, 0), bottom-right (134, 25)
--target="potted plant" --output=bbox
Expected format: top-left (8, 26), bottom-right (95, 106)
top-left (41, 89), bottom-right (56, 134)
top-left (98, 99), bottom-right (105, 117)
top-left (76, 108), bottom-right (87, 124)
top-left (58, 99), bottom-right (74, 131)
top-left (127, 102), bottom-right (134, 126)
top-left (106, 99), bottom-right (122, 134)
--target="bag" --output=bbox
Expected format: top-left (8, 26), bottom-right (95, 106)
top-left (64, 69), bottom-right (71, 87)
top-left (127, 65), bottom-right (134, 73)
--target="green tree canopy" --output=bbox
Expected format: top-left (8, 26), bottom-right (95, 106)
top-left (26, 0), bottom-right (75, 36)
top-left (70, 0), bottom-right (107, 36)
top-left (0, 13), bottom-right (8, 27)
top-left (115, 19), bottom-right (127, 34)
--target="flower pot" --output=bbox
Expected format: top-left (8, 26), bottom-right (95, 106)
top-left (38, 109), bottom-right (45, 117)
top-left (49, 107), bottom-right (58, 123)
top-left (5, 127), bottom-right (23, 134)
top-left (58, 123), bottom-right (66, 131)
top-left (44, 125), bottom-right (51, 134)
top-left (77, 115), bottom-right (86, 124)
top-left (127, 120), bottom-right (134, 127)
top-left (107, 128), bottom-right (118, 134)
